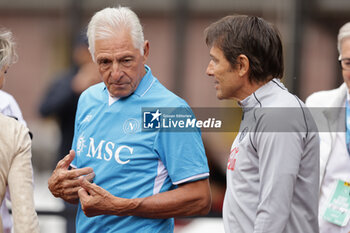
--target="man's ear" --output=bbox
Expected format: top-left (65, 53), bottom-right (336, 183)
top-left (237, 54), bottom-right (249, 77)
top-left (143, 40), bottom-right (150, 62)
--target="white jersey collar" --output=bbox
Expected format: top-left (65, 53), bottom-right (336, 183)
top-left (108, 94), bottom-right (119, 106)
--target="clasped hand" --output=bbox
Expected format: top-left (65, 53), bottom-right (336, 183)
top-left (78, 177), bottom-right (138, 217)
top-left (48, 150), bottom-right (136, 217)
top-left (48, 150), bottom-right (95, 204)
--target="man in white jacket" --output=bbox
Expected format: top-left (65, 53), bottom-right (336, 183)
top-left (306, 22), bottom-right (350, 233)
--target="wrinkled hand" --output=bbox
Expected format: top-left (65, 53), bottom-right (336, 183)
top-left (48, 150), bottom-right (95, 204)
top-left (78, 177), bottom-right (138, 217)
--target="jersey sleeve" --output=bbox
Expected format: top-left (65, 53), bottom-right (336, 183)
top-left (153, 107), bottom-right (209, 185)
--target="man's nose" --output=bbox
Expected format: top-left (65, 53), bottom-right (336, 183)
top-left (206, 61), bottom-right (214, 76)
top-left (111, 62), bottom-right (122, 79)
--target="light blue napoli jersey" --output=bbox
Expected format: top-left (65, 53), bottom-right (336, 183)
top-left (71, 66), bottom-right (209, 233)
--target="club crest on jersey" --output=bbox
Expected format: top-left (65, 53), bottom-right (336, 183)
top-left (143, 109), bottom-right (162, 129)
top-left (239, 127), bottom-right (249, 142)
top-left (123, 118), bottom-right (140, 134)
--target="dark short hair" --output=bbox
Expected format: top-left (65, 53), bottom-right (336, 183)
top-left (205, 15), bottom-right (284, 83)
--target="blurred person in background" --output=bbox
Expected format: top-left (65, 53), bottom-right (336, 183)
top-left (48, 6), bottom-right (211, 233)
top-left (205, 15), bottom-right (319, 233)
top-left (306, 22), bottom-right (350, 233)
top-left (0, 28), bottom-right (39, 233)
top-left (39, 31), bottom-right (101, 233)
top-left (39, 33), bottom-right (101, 168)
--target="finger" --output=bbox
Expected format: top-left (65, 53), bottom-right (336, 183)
top-left (56, 150), bottom-right (76, 170)
top-left (64, 191), bottom-right (80, 201)
top-left (84, 171), bottom-right (95, 183)
top-left (61, 178), bottom-right (84, 190)
top-left (79, 176), bottom-right (96, 194)
top-left (66, 185), bottom-right (82, 195)
top-left (78, 187), bottom-right (90, 200)
top-left (50, 181), bottom-right (81, 199)
top-left (66, 167), bottom-right (94, 180)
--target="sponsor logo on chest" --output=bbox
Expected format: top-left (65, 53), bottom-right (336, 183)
top-left (227, 147), bottom-right (239, 171)
top-left (77, 136), bottom-right (133, 165)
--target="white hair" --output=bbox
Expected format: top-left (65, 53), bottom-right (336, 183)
top-left (87, 6), bottom-right (144, 62)
top-left (338, 22), bottom-right (350, 59)
top-left (0, 29), bottom-right (18, 69)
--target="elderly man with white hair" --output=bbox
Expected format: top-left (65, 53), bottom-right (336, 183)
top-left (306, 22), bottom-right (350, 233)
top-left (48, 6), bottom-right (211, 233)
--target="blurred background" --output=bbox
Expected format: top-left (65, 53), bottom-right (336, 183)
top-left (1, 0), bottom-right (350, 232)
